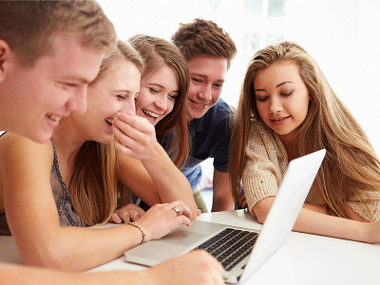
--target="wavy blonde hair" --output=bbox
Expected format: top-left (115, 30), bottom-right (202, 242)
top-left (68, 41), bottom-right (145, 225)
top-left (230, 41), bottom-right (380, 220)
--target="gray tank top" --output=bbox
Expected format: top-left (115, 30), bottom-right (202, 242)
top-left (0, 139), bottom-right (87, 236)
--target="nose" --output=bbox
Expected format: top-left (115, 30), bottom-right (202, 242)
top-left (120, 96), bottom-right (136, 116)
top-left (197, 83), bottom-right (212, 102)
top-left (269, 97), bottom-right (283, 114)
top-left (66, 86), bottom-right (87, 115)
top-left (154, 94), bottom-right (168, 112)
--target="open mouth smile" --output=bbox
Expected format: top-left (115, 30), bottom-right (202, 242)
top-left (189, 99), bottom-right (210, 109)
top-left (142, 109), bottom-right (160, 121)
top-left (105, 117), bottom-right (114, 126)
top-left (46, 113), bottom-right (63, 122)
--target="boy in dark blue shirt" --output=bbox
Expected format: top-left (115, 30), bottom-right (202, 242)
top-left (171, 18), bottom-right (237, 212)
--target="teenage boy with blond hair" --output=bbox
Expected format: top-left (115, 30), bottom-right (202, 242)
top-left (0, 2), bottom-right (223, 285)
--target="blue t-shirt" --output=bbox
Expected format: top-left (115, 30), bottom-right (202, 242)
top-left (181, 99), bottom-right (234, 190)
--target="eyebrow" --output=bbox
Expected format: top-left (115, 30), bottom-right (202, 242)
top-left (147, 83), bottom-right (180, 93)
top-left (276, 81), bottom-right (294, 88)
top-left (113, 89), bottom-right (132, 94)
top-left (61, 76), bottom-right (92, 84)
top-left (147, 83), bottom-right (165, 89)
top-left (255, 81), bottom-right (294, 92)
top-left (191, 73), bottom-right (225, 83)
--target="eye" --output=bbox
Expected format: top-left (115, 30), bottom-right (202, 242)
top-left (191, 78), bottom-right (202, 83)
top-left (117, 95), bottom-right (126, 100)
top-left (213, 83), bottom-right (223, 88)
top-left (167, 94), bottom-right (178, 100)
top-left (149, 88), bottom-right (159, 94)
top-left (256, 96), bottom-right (268, 102)
top-left (134, 93), bottom-right (139, 101)
top-left (59, 82), bottom-right (78, 89)
top-left (281, 91), bottom-right (293, 97)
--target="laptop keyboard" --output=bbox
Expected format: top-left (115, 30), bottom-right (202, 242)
top-left (194, 228), bottom-right (258, 271)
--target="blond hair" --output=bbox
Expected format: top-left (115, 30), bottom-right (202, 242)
top-left (68, 41), bottom-right (144, 225)
top-left (230, 41), bottom-right (380, 220)
top-left (0, 0), bottom-right (116, 67)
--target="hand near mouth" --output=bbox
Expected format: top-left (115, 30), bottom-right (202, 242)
top-left (112, 111), bottom-right (161, 161)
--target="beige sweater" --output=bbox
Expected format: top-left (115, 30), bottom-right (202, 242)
top-left (242, 121), bottom-right (380, 222)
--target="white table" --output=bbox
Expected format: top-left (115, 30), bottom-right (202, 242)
top-left (1, 210), bottom-right (380, 284)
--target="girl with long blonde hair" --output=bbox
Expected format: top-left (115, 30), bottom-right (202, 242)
top-left (230, 41), bottom-right (380, 243)
top-left (0, 40), bottom-right (196, 270)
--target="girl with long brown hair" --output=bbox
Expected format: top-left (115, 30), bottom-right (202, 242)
top-left (230, 41), bottom-right (380, 243)
top-left (111, 34), bottom-right (197, 219)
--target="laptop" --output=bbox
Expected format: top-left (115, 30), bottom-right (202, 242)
top-left (124, 149), bottom-right (326, 284)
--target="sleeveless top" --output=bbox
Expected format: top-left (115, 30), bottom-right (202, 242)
top-left (0, 139), bottom-right (87, 236)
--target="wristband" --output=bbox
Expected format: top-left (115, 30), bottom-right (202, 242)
top-left (126, 222), bottom-right (146, 244)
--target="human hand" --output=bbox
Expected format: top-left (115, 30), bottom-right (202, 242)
top-left (136, 200), bottom-right (192, 241)
top-left (238, 191), bottom-right (248, 209)
top-left (143, 250), bottom-right (224, 285)
top-left (112, 112), bottom-right (160, 161)
top-left (109, 203), bottom-right (145, 224)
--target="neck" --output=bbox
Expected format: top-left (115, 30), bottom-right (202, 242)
top-left (278, 133), bottom-right (299, 162)
top-left (51, 118), bottom-right (87, 167)
top-left (187, 114), bottom-right (194, 123)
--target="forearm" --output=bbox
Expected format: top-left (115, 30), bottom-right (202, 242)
top-left (211, 170), bottom-right (234, 212)
top-left (211, 195), bottom-right (234, 212)
top-left (302, 203), bottom-right (328, 214)
top-left (1, 264), bottom-right (143, 285)
top-left (253, 198), bottom-right (375, 243)
top-left (293, 207), bottom-right (369, 242)
top-left (141, 144), bottom-right (197, 218)
top-left (17, 224), bottom-right (142, 271)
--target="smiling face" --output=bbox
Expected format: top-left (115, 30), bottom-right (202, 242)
top-left (71, 59), bottom-right (141, 144)
top-left (0, 32), bottom-right (104, 143)
top-left (186, 56), bottom-right (228, 121)
top-left (135, 64), bottom-right (179, 126)
top-left (254, 60), bottom-right (310, 142)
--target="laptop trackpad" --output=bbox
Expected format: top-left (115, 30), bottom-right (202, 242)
top-left (160, 230), bottom-right (206, 246)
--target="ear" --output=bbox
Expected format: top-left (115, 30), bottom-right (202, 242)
top-left (0, 39), bottom-right (13, 83)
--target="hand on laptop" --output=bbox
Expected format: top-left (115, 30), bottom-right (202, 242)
top-left (143, 250), bottom-right (224, 285)
top-left (136, 200), bottom-right (192, 242)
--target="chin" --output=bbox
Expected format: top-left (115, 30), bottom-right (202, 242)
top-left (28, 128), bottom-right (53, 144)
top-left (189, 110), bottom-right (206, 120)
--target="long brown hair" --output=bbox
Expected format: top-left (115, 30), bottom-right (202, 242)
top-left (68, 41), bottom-right (145, 225)
top-left (128, 34), bottom-right (190, 167)
top-left (230, 41), bottom-right (380, 220)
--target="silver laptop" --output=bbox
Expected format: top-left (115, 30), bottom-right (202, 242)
top-left (124, 149), bottom-right (326, 284)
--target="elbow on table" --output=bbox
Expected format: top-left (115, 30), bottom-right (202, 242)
top-left (252, 197), bottom-right (276, 224)
top-left (21, 242), bottom-right (74, 271)
top-left (253, 209), bottom-right (267, 224)
top-left (252, 201), bottom-right (272, 224)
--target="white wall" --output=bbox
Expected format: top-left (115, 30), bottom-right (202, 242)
top-left (97, 0), bottom-right (380, 153)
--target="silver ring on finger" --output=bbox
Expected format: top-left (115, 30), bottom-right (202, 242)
top-left (172, 206), bottom-right (180, 216)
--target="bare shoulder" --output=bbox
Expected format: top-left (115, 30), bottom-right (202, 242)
top-left (0, 133), bottom-right (54, 170)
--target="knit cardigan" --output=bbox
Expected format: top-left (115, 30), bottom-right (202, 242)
top-left (242, 120), bottom-right (380, 222)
